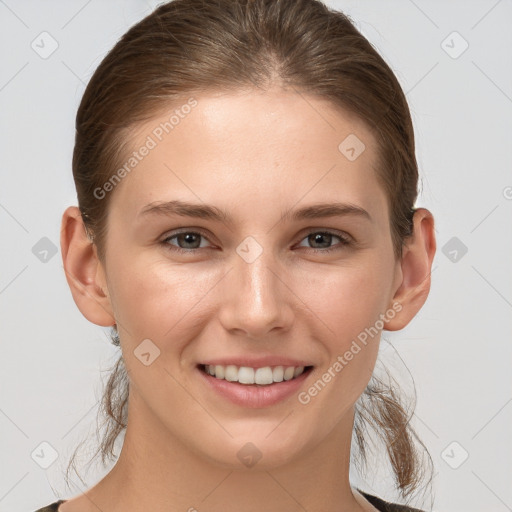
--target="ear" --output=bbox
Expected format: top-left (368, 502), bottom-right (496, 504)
top-left (384, 208), bottom-right (436, 331)
top-left (60, 206), bottom-right (115, 327)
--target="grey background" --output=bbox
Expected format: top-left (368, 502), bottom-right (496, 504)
top-left (1, 1), bottom-right (511, 511)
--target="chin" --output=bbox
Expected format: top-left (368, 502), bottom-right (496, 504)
top-left (196, 429), bottom-right (312, 471)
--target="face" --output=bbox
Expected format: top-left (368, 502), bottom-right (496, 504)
top-left (96, 87), bottom-right (402, 469)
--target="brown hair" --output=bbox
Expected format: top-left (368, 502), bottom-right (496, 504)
top-left (67, 0), bottom-right (433, 505)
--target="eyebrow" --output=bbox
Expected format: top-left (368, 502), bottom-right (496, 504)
top-left (137, 199), bottom-right (372, 225)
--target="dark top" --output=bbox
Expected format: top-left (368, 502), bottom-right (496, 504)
top-left (33, 489), bottom-right (425, 511)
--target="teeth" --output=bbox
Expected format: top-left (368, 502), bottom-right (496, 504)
top-left (284, 367), bottom-right (295, 381)
top-left (203, 364), bottom-right (307, 385)
top-left (225, 365), bottom-right (238, 382)
top-left (238, 366), bottom-right (255, 384)
top-left (255, 367), bottom-right (273, 385)
top-left (215, 365), bottom-right (225, 379)
top-left (273, 366), bottom-right (284, 382)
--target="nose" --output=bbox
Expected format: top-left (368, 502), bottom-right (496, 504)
top-left (217, 246), bottom-right (294, 340)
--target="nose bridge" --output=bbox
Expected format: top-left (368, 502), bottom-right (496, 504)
top-left (238, 240), bottom-right (277, 303)
top-left (219, 236), bottom-right (291, 337)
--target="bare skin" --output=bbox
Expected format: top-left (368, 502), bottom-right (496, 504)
top-left (59, 86), bottom-right (436, 512)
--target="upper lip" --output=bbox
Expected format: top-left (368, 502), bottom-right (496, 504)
top-left (199, 356), bottom-right (314, 368)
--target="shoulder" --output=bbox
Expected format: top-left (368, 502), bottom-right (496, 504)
top-left (33, 500), bottom-right (67, 512)
top-left (358, 489), bottom-right (426, 512)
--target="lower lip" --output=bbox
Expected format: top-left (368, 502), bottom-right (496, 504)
top-left (197, 365), bottom-right (313, 408)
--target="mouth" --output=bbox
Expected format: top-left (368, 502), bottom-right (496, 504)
top-left (198, 363), bottom-right (314, 385)
top-left (196, 363), bottom-right (314, 407)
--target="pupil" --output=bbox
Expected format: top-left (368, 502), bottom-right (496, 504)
top-left (311, 233), bottom-right (330, 248)
top-left (181, 233), bottom-right (199, 248)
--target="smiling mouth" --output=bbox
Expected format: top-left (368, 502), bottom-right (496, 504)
top-left (198, 364), bottom-right (314, 386)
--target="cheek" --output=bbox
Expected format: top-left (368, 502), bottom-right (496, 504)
top-left (300, 257), bottom-right (393, 346)
top-left (297, 256), bottom-right (393, 401)
top-left (107, 256), bottom-right (223, 349)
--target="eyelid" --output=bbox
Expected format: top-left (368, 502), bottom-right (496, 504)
top-left (161, 227), bottom-right (215, 243)
top-left (295, 227), bottom-right (353, 243)
top-left (293, 230), bottom-right (353, 253)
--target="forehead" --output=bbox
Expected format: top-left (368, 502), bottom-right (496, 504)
top-left (107, 87), bottom-right (387, 223)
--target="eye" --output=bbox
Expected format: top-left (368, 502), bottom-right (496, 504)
top-left (296, 230), bottom-right (352, 253)
top-left (161, 230), bottom-right (213, 253)
top-left (160, 229), bottom-right (353, 255)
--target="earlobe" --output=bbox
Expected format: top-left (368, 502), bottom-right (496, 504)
top-left (384, 208), bottom-right (436, 331)
top-left (60, 206), bottom-right (115, 327)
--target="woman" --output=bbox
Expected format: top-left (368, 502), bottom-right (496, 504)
top-left (36, 0), bottom-right (436, 510)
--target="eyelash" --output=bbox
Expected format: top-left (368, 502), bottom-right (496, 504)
top-left (160, 229), bottom-right (353, 255)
